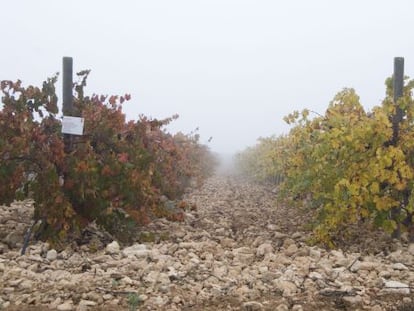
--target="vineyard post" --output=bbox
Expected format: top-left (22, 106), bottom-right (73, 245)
top-left (62, 57), bottom-right (73, 152)
top-left (392, 57), bottom-right (404, 143)
top-left (391, 57), bottom-right (404, 238)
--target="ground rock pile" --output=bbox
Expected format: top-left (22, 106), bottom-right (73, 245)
top-left (1, 176), bottom-right (414, 310)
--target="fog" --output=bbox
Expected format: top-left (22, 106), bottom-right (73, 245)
top-left (2, 1), bottom-right (414, 156)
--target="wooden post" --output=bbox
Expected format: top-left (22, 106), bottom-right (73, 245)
top-left (392, 57), bottom-right (404, 144)
top-left (62, 57), bottom-right (73, 115)
top-left (62, 57), bottom-right (73, 152)
top-left (391, 57), bottom-right (404, 238)
top-left (393, 57), bottom-right (404, 102)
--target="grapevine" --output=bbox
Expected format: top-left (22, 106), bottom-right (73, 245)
top-left (0, 71), bottom-right (216, 246)
top-left (237, 77), bottom-right (414, 247)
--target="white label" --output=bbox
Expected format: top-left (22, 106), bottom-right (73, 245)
top-left (62, 116), bottom-right (84, 135)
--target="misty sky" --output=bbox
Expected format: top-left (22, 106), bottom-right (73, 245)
top-left (2, 1), bottom-right (414, 154)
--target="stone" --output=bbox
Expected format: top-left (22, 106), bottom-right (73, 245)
top-left (19, 280), bottom-right (33, 290)
top-left (392, 262), bottom-right (408, 270)
top-left (408, 243), bottom-right (414, 255)
top-left (242, 301), bottom-right (263, 310)
top-left (233, 247), bottom-right (255, 265)
top-left (139, 294), bottom-right (148, 301)
top-left (212, 265), bottom-right (228, 279)
top-left (275, 304), bottom-right (289, 311)
top-left (378, 270), bottom-right (391, 279)
top-left (9, 279), bottom-right (23, 287)
top-left (220, 237), bottom-right (235, 248)
top-left (272, 231), bottom-right (287, 239)
top-left (266, 224), bottom-right (279, 231)
top-left (102, 294), bottom-right (113, 300)
top-left (153, 295), bottom-right (168, 306)
top-left (349, 260), bottom-right (378, 272)
top-left (383, 280), bottom-right (410, 294)
top-left (79, 299), bottom-right (97, 306)
top-left (3, 287), bottom-right (15, 294)
top-left (292, 232), bottom-right (302, 240)
top-left (172, 295), bottom-right (182, 304)
top-left (309, 248), bottom-right (321, 260)
top-left (143, 271), bottom-right (159, 284)
top-left (4, 231), bottom-right (22, 248)
top-left (291, 305), bottom-right (303, 311)
top-left (158, 273), bottom-right (171, 285)
top-left (122, 244), bottom-right (150, 258)
top-left (105, 241), bottom-right (120, 254)
top-left (282, 238), bottom-right (295, 248)
top-left (1, 301), bottom-right (10, 309)
top-left (256, 243), bottom-right (273, 257)
top-left (274, 280), bottom-right (298, 297)
top-left (388, 250), bottom-right (404, 262)
top-left (284, 244), bottom-right (298, 257)
top-left (258, 265), bottom-right (269, 274)
top-left (342, 295), bottom-right (363, 306)
top-left (46, 249), bottom-right (58, 261)
top-left (309, 271), bottom-right (324, 280)
top-left (57, 301), bottom-right (74, 311)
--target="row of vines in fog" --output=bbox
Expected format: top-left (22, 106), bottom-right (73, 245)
top-left (0, 70), bottom-right (217, 246)
top-left (237, 76), bottom-right (414, 247)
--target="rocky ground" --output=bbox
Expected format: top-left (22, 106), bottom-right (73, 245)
top-left (1, 175), bottom-right (414, 310)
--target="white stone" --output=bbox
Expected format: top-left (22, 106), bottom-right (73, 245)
top-left (46, 249), bottom-right (58, 261)
top-left (242, 301), bottom-right (263, 310)
top-left (172, 295), bottom-right (182, 304)
top-left (392, 263), bottom-right (408, 270)
top-left (284, 244), bottom-right (298, 257)
top-left (213, 265), bottom-right (228, 279)
top-left (79, 299), bottom-right (97, 306)
top-left (258, 265), bottom-right (269, 274)
top-left (122, 244), bottom-right (150, 258)
top-left (143, 271), bottom-right (159, 284)
top-left (309, 271), bottom-right (323, 280)
top-left (233, 247), bottom-right (255, 264)
top-left (275, 304), bottom-right (289, 311)
top-left (102, 294), bottom-right (113, 300)
top-left (274, 279), bottom-right (298, 297)
top-left (153, 296), bottom-right (168, 306)
top-left (343, 295), bottom-right (363, 305)
top-left (357, 261), bottom-right (377, 271)
top-left (408, 243), bottom-right (414, 255)
top-left (57, 301), bottom-right (73, 311)
top-left (383, 280), bottom-right (410, 294)
top-left (309, 248), bottom-right (321, 260)
top-left (139, 294), bottom-right (148, 301)
top-left (19, 280), bottom-right (33, 290)
top-left (1, 301), bottom-right (10, 309)
top-left (283, 238), bottom-right (296, 248)
top-left (105, 241), bottom-right (120, 254)
top-left (291, 305), bottom-right (303, 311)
top-left (256, 243), bottom-right (274, 257)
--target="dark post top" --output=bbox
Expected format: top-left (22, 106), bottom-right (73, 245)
top-left (62, 57), bottom-right (73, 115)
top-left (393, 57), bottom-right (404, 103)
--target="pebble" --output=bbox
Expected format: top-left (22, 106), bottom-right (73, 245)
top-left (105, 241), bottom-right (120, 255)
top-left (243, 301), bottom-right (263, 310)
top-left (46, 249), bottom-right (58, 261)
top-left (57, 301), bottom-right (74, 311)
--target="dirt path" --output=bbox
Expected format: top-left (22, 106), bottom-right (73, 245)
top-left (1, 175), bottom-right (413, 310)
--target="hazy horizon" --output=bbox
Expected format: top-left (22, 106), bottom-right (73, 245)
top-left (2, 1), bottom-right (414, 154)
